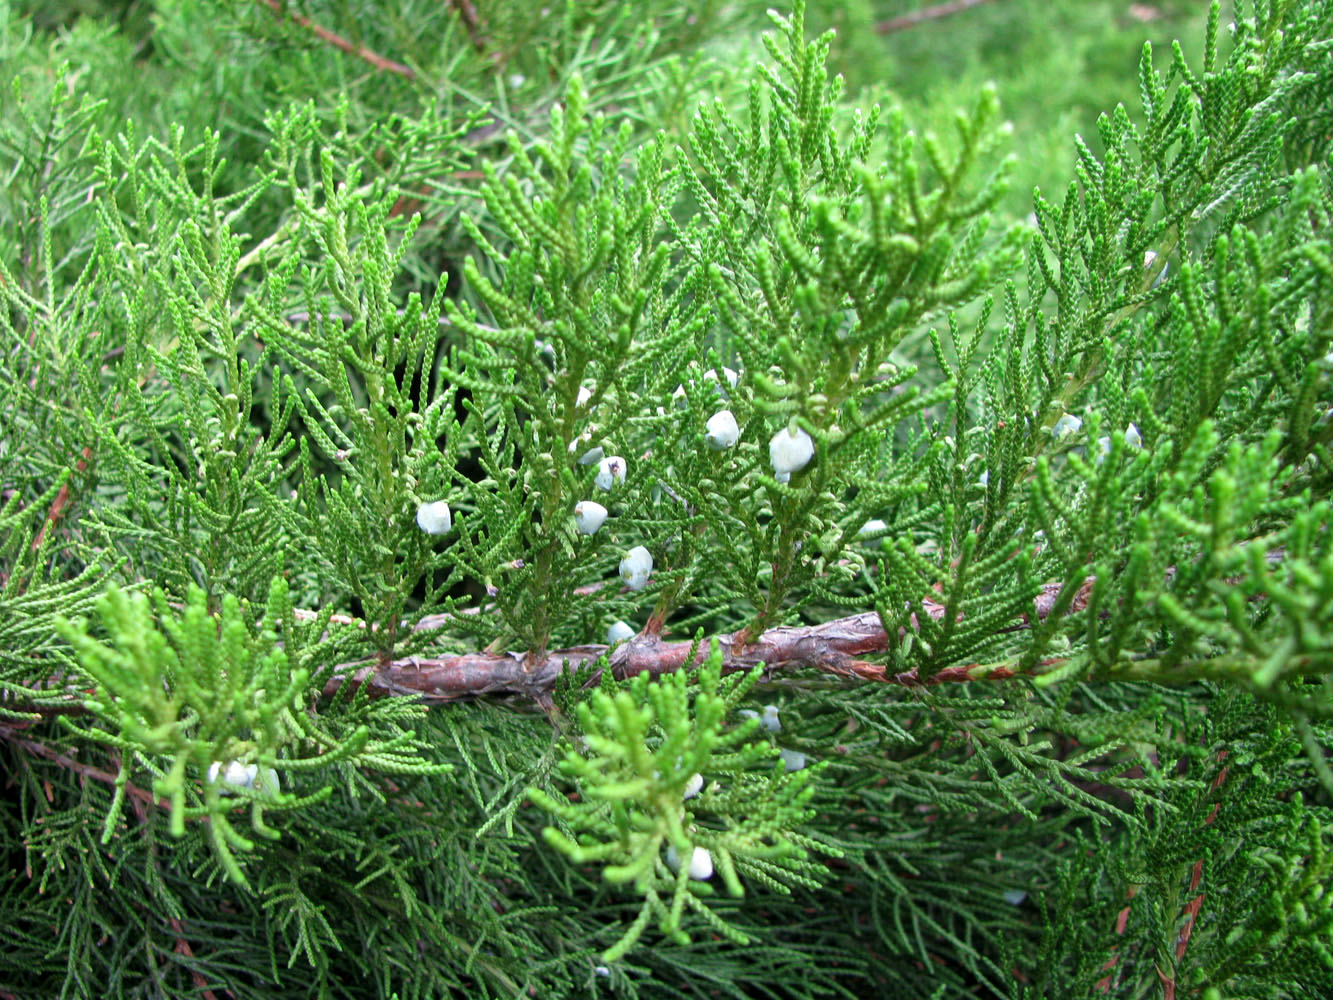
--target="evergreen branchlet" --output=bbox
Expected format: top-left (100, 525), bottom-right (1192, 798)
top-left (1, 1), bottom-right (1331, 997)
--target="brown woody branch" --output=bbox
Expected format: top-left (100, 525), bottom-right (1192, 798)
top-left (0, 589), bottom-right (1045, 716)
top-left (33, 446), bottom-right (93, 550)
top-left (320, 578), bottom-right (1087, 705)
top-left (447, 0), bottom-right (489, 54)
top-left (257, 0), bottom-right (415, 80)
top-left (320, 544), bottom-right (1287, 704)
top-left (4, 550), bottom-right (1283, 714)
top-left (876, 0), bottom-right (1001, 35)
top-left (3, 725), bottom-right (168, 811)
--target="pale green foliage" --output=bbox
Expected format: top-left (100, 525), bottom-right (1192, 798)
top-left (56, 578), bottom-right (449, 885)
top-left (530, 642), bottom-right (829, 958)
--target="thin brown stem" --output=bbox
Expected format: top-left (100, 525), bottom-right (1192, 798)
top-left (1160, 750), bottom-right (1228, 998)
top-left (5, 729), bottom-right (168, 811)
top-left (447, 0), bottom-right (489, 54)
top-left (168, 916), bottom-right (221, 1000)
top-left (257, 0), bottom-right (415, 80)
top-left (876, 0), bottom-right (1000, 35)
top-left (1095, 886), bottom-right (1139, 993)
top-left (33, 445), bottom-right (92, 550)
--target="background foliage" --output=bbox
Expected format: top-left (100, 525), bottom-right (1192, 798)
top-left (1, 1), bottom-right (1331, 998)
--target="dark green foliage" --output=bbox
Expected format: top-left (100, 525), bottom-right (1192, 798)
top-left (1009, 689), bottom-right (1333, 998)
top-left (1, 1), bottom-right (1332, 998)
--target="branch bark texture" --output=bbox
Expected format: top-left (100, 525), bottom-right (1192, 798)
top-left (875, 0), bottom-right (1001, 35)
top-left (323, 581), bottom-right (1081, 704)
top-left (257, 0), bottom-right (415, 79)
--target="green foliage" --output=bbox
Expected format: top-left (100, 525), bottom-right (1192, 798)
top-left (681, 8), bottom-right (1024, 640)
top-left (530, 642), bottom-right (830, 959)
top-left (0, 0), bottom-right (1331, 997)
top-left (438, 70), bottom-right (695, 656)
top-left (1008, 689), bottom-right (1333, 998)
top-left (437, 2), bottom-right (1023, 656)
top-left (0, 474), bottom-right (104, 710)
top-left (875, 0), bottom-right (1333, 707)
top-left (55, 578), bottom-right (448, 885)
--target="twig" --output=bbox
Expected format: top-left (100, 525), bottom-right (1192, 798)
top-left (257, 0), bottom-right (415, 80)
top-left (168, 917), bottom-right (221, 1000)
top-left (285, 309), bottom-right (451, 328)
top-left (447, 0), bottom-right (489, 54)
top-left (33, 446), bottom-right (92, 550)
top-left (875, 0), bottom-right (1000, 35)
top-left (1097, 750), bottom-right (1229, 995)
top-left (1095, 887), bottom-right (1139, 993)
top-left (320, 594), bottom-right (1040, 705)
top-left (1160, 750), bottom-right (1229, 999)
top-left (5, 730), bottom-right (168, 811)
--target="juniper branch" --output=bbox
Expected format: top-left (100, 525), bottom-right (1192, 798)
top-left (446, 0), bottom-right (489, 54)
top-left (32, 445), bottom-right (91, 551)
top-left (7, 546), bottom-right (1292, 713)
top-left (317, 565), bottom-right (1262, 704)
top-left (165, 916), bottom-right (221, 1000)
top-left (322, 615), bottom-right (991, 706)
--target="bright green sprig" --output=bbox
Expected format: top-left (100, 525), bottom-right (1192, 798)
top-left (528, 641), bottom-right (830, 958)
top-left (55, 577), bottom-right (450, 887)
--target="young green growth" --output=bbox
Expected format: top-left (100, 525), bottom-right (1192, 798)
top-left (527, 642), bottom-right (830, 958)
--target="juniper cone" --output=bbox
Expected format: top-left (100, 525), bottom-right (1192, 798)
top-left (1, 0), bottom-right (1331, 997)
